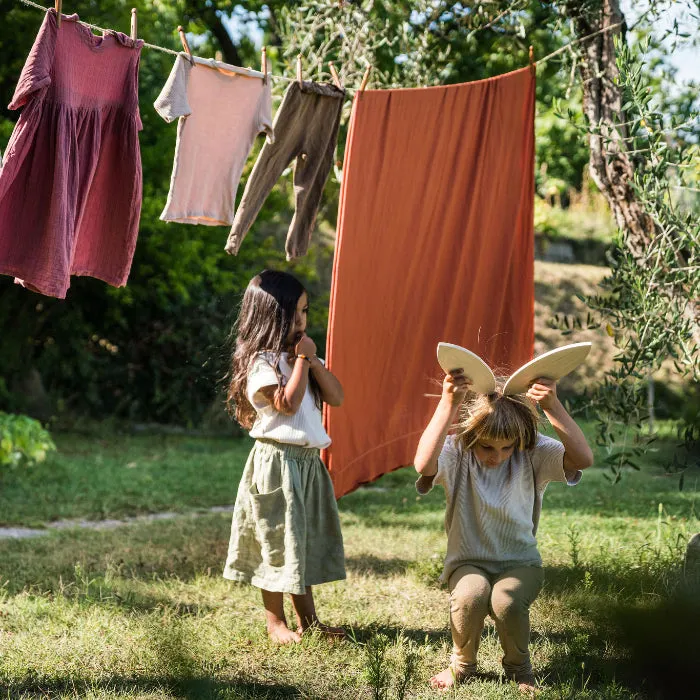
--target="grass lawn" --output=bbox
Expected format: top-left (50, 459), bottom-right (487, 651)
top-left (0, 433), bottom-right (254, 527)
top-left (0, 428), bottom-right (698, 699)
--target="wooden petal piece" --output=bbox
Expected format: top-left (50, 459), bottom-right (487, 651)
top-left (436, 342), bottom-right (497, 395)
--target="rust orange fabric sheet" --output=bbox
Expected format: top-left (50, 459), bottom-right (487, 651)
top-left (324, 67), bottom-right (536, 498)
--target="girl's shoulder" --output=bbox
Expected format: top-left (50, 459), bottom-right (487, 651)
top-left (249, 350), bottom-right (284, 366)
top-left (247, 351), bottom-right (278, 375)
top-left (442, 433), bottom-right (469, 464)
top-left (526, 432), bottom-right (566, 474)
top-left (254, 350), bottom-right (277, 363)
top-left (245, 352), bottom-right (285, 403)
top-left (247, 351), bottom-right (293, 379)
top-left (531, 432), bottom-right (563, 452)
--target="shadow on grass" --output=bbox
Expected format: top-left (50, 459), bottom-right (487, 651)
top-left (0, 676), bottom-right (302, 699)
top-left (346, 622), bottom-right (640, 698)
top-left (107, 589), bottom-right (221, 616)
top-left (538, 564), bottom-right (697, 697)
top-left (344, 621), bottom-right (446, 646)
top-left (536, 569), bottom-right (700, 700)
top-left (345, 554), bottom-right (412, 577)
top-left (345, 560), bottom-right (697, 698)
top-left (0, 514), bottom-right (232, 595)
top-left (542, 563), bottom-right (683, 601)
top-left (535, 633), bottom-right (630, 696)
top-left (2, 520), bottom-right (425, 598)
top-left (3, 617), bottom-right (304, 699)
top-left (606, 594), bottom-right (700, 700)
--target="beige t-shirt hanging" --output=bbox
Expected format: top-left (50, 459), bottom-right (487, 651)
top-left (154, 54), bottom-right (273, 226)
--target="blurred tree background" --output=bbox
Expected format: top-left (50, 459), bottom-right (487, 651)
top-left (0, 1), bottom-right (697, 439)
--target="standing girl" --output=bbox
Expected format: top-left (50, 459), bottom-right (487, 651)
top-left (224, 270), bottom-right (346, 643)
top-left (414, 370), bottom-right (593, 691)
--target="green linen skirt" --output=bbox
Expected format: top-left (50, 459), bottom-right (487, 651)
top-left (223, 439), bottom-right (346, 595)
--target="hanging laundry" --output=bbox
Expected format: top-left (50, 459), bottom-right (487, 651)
top-left (322, 67), bottom-right (537, 498)
top-left (154, 54), bottom-right (272, 226)
top-left (225, 80), bottom-right (345, 260)
top-left (0, 9), bottom-right (144, 299)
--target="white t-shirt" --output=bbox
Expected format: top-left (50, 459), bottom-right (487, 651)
top-left (246, 352), bottom-right (331, 449)
top-left (417, 433), bottom-right (581, 579)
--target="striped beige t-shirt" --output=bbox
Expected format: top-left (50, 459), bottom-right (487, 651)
top-left (417, 433), bottom-right (581, 579)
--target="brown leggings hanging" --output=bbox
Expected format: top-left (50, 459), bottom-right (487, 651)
top-left (225, 81), bottom-right (345, 260)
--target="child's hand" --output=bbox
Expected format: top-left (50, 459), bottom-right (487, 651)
top-left (295, 333), bottom-right (317, 358)
top-left (526, 377), bottom-right (559, 411)
top-left (442, 369), bottom-right (472, 406)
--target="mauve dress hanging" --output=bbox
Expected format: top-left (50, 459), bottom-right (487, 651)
top-left (0, 9), bottom-right (144, 299)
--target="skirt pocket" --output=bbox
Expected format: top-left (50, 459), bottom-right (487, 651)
top-left (249, 485), bottom-right (287, 568)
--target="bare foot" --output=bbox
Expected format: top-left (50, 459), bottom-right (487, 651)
top-left (267, 620), bottom-right (301, 645)
top-left (510, 673), bottom-right (538, 695)
top-left (299, 621), bottom-right (347, 640)
top-left (518, 680), bottom-right (538, 696)
top-left (430, 666), bottom-right (471, 690)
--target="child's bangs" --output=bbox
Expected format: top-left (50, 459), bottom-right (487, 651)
top-left (459, 392), bottom-right (538, 451)
top-left (476, 407), bottom-right (527, 446)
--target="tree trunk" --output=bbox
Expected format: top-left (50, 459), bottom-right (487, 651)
top-left (184, 0), bottom-right (243, 67)
top-left (207, 12), bottom-right (243, 67)
top-left (566, 0), bottom-right (656, 261)
top-left (565, 0), bottom-right (698, 341)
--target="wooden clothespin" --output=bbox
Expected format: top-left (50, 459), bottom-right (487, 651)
top-left (178, 26), bottom-right (195, 65)
top-left (359, 65), bottom-right (372, 92)
top-left (261, 46), bottom-right (268, 84)
top-left (329, 62), bottom-right (342, 90)
top-left (55, 0), bottom-right (62, 28)
top-left (296, 54), bottom-right (303, 85)
top-left (528, 45), bottom-right (536, 76)
top-left (130, 8), bottom-right (137, 41)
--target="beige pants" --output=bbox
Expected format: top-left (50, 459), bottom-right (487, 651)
top-left (448, 564), bottom-right (544, 680)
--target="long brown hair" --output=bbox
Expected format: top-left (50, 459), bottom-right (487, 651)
top-left (226, 270), bottom-right (322, 429)
top-left (455, 384), bottom-right (539, 452)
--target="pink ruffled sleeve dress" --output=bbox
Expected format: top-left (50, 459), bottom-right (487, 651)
top-left (0, 9), bottom-right (144, 299)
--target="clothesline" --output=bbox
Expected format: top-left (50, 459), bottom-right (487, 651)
top-left (20, 0), bottom-right (177, 56)
top-left (17, 0), bottom-right (297, 82)
top-left (18, 0), bottom-right (628, 88)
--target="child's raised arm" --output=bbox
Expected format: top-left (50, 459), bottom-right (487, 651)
top-left (527, 378), bottom-right (594, 478)
top-left (295, 333), bottom-right (343, 407)
top-left (414, 370), bottom-right (471, 477)
top-left (258, 334), bottom-right (344, 413)
top-left (306, 349), bottom-right (344, 407)
top-left (257, 336), bottom-right (317, 415)
top-left (258, 360), bottom-right (309, 416)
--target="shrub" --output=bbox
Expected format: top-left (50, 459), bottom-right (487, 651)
top-left (0, 412), bottom-right (55, 468)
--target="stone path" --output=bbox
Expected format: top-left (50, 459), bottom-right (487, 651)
top-left (0, 505), bottom-right (235, 540)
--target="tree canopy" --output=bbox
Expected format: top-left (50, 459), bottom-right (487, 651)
top-left (0, 1), bottom-right (696, 450)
